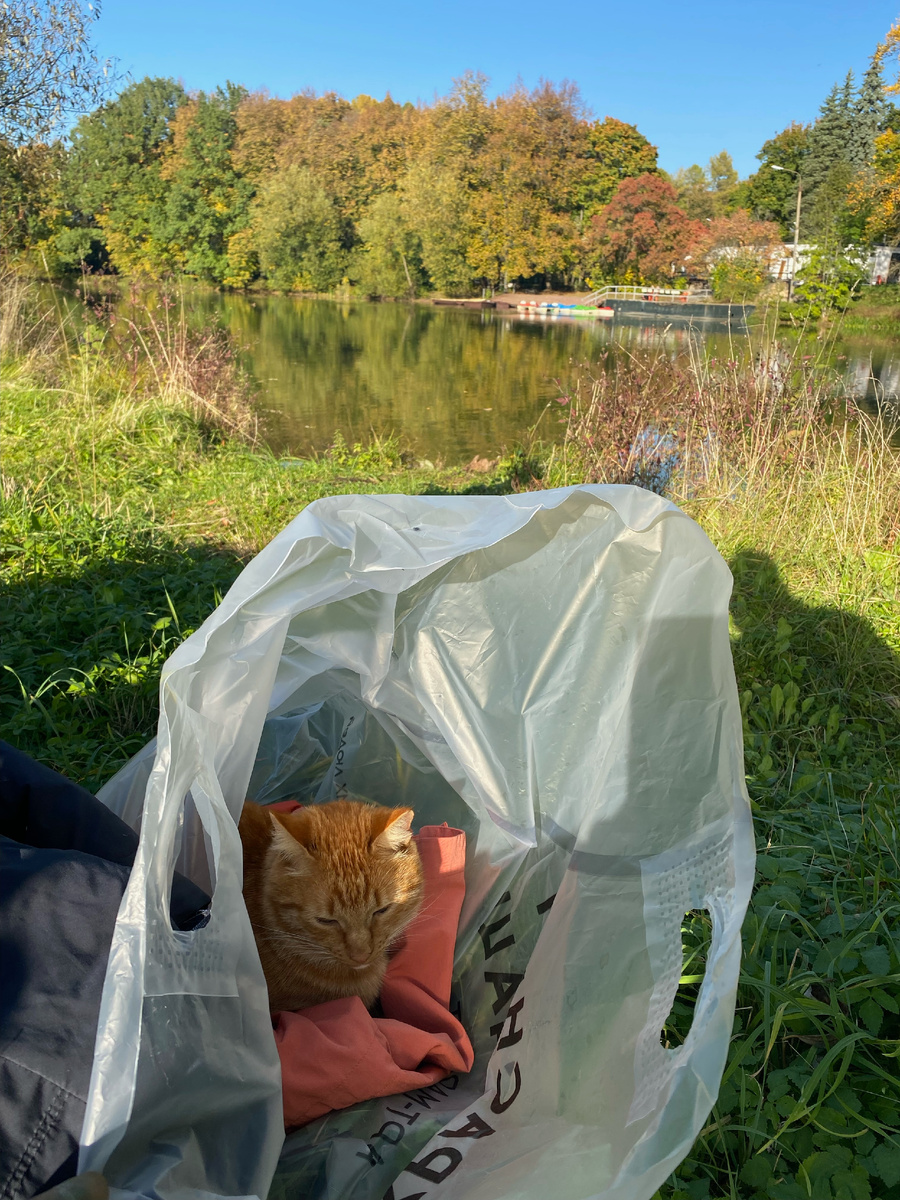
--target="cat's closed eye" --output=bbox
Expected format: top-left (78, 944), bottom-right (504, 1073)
top-left (239, 797), bottom-right (424, 1012)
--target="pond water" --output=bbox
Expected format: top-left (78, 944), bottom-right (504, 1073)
top-left (66, 286), bottom-right (900, 463)
top-left (207, 296), bottom-right (900, 462)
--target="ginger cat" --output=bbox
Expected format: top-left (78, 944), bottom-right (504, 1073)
top-left (239, 798), bottom-right (424, 1012)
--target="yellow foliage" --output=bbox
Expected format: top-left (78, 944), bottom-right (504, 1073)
top-left (877, 17), bottom-right (900, 93)
top-left (222, 227), bottom-right (257, 290)
top-left (848, 129), bottom-right (900, 242)
top-left (97, 215), bottom-right (181, 277)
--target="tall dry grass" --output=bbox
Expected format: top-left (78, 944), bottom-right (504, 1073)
top-left (70, 285), bottom-right (258, 440)
top-left (1, 275), bottom-right (258, 441)
top-left (550, 336), bottom-right (899, 595)
top-left (0, 268), bottom-right (65, 368)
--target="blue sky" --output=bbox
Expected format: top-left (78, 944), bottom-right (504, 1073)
top-left (94, 0), bottom-right (898, 178)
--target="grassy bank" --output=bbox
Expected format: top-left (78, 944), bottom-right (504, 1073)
top-left (836, 285), bottom-right (900, 337)
top-left (1, 307), bottom-right (899, 1199)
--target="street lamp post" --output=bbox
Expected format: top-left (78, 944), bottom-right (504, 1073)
top-left (771, 165), bottom-right (802, 302)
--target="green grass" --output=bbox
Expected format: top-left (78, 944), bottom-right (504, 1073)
top-left (656, 549), bottom-right (900, 1200)
top-left (766, 283), bottom-right (900, 336)
top-left (1, 333), bottom-right (899, 1200)
top-left (0, 373), bottom-right (529, 786)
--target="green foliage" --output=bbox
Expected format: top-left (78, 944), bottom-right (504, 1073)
top-left (401, 162), bottom-right (475, 296)
top-left (673, 163), bottom-right (714, 221)
top-left (0, 499), bottom-right (244, 788)
top-left (65, 76), bottom-right (187, 275)
top-left (851, 55), bottom-right (889, 169)
top-left (806, 161), bottom-right (865, 246)
top-left (355, 191), bottom-right (424, 298)
top-left (794, 246), bottom-right (864, 316)
top-left (709, 252), bottom-right (768, 301)
top-left (655, 547), bottom-right (900, 1200)
top-left (804, 76), bottom-right (857, 198)
top-left (0, 378), bottom-right (474, 785)
top-left (251, 165), bottom-right (347, 292)
top-left (673, 152), bottom-right (741, 222)
top-left (162, 83), bottom-right (254, 285)
top-left (745, 124), bottom-right (809, 236)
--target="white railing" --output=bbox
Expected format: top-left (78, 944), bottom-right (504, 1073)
top-left (583, 285), bottom-right (712, 305)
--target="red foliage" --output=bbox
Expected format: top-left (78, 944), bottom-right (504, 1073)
top-left (584, 174), bottom-right (703, 284)
top-left (686, 209), bottom-right (783, 272)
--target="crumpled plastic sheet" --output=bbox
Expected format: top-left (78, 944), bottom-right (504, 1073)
top-left (86, 484), bottom-right (755, 1200)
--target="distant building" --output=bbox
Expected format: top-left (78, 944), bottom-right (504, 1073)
top-left (867, 244), bottom-right (900, 285)
top-left (766, 244), bottom-right (900, 286)
top-left (767, 244), bottom-right (813, 282)
top-left (684, 242), bottom-right (900, 287)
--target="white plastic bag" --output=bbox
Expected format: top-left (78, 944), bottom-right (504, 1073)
top-left (88, 484), bottom-right (754, 1200)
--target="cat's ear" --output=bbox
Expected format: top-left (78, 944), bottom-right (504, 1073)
top-left (269, 813), bottom-right (314, 874)
top-left (372, 808), bottom-right (415, 855)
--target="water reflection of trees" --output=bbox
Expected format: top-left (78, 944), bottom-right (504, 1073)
top-left (208, 296), bottom-right (900, 461)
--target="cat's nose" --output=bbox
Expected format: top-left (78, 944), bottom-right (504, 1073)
top-left (348, 946), bottom-right (370, 964)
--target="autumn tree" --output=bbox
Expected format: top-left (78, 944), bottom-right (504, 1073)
top-left (232, 90), bottom-right (295, 182)
top-left (464, 81), bottom-right (585, 288)
top-left (418, 71), bottom-right (494, 188)
top-left (66, 76), bottom-right (186, 274)
top-left (849, 129), bottom-right (900, 243)
top-left (850, 17), bottom-right (900, 242)
top-left (685, 210), bottom-right (782, 300)
top-left (583, 174), bottom-right (702, 284)
top-left (574, 116), bottom-right (657, 218)
top-left (5, 66), bottom-right (663, 293)
top-left (245, 90), bottom-right (415, 224)
top-left (0, 137), bottom-right (68, 264)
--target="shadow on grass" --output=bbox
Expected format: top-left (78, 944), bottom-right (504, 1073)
top-left (729, 549), bottom-right (900, 727)
top-left (0, 530), bottom-right (245, 792)
top-left (5, 517), bottom-right (897, 801)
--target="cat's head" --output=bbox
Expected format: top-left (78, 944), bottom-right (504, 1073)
top-left (261, 799), bottom-right (424, 971)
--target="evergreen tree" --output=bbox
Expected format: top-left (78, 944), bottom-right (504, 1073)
top-left (850, 55), bottom-right (888, 168)
top-left (804, 77), bottom-right (855, 195)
